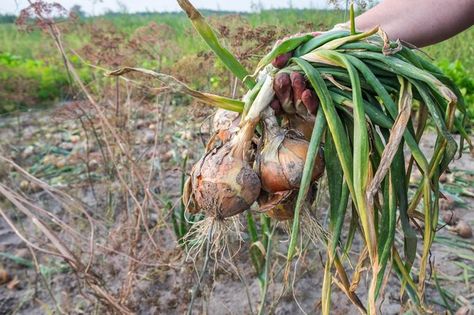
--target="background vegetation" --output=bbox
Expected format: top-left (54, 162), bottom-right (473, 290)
top-left (0, 10), bottom-right (472, 115)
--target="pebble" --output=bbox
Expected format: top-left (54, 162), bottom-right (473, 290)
top-left (70, 135), bottom-right (80, 144)
top-left (21, 146), bottom-right (34, 159)
top-left (59, 142), bottom-right (74, 151)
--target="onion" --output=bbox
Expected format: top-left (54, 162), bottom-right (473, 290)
top-left (258, 190), bottom-right (296, 221)
top-left (185, 75), bottom-right (275, 220)
top-left (189, 143), bottom-right (260, 219)
top-left (442, 211), bottom-right (458, 226)
top-left (452, 220), bottom-right (473, 239)
top-left (258, 183), bottom-right (317, 221)
top-left (182, 177), bottom-right (198, 214)
top-left (258, 109), bottom-right (324, 193)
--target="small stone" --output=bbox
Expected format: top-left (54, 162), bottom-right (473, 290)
top-left (21, 146), bottom-right (34, 159)
top-left (43, 154), bottom-right (57, 165)
top-left (0, 268), bottom-right (11, 285)
top-left (55, 158), bottom-right (66, 169)
top-left (88, 159), bottom-right (99, 171)
top-left (143, 132), bottom-right (155, 144)
top-left (70, 135), bottom-right (80, 144)
top-left (6, 276), bottom-right (20, 290)
top-left (19, 180), bottom-right (29, 191)
top-left (161, 150), bottom-right (174, 162)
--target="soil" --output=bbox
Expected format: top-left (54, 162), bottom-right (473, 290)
top-left (0, 106), bottom-right (473, 315)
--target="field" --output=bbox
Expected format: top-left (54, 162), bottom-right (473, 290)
top-left (0, 5), bottom-right (473, 315)
top-left (1, 10), bottom-right (473, 113)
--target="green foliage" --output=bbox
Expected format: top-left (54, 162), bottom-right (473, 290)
top-left (437, 59), bottom-right (474, 121)
top-left (0, 52), bottom-right (90, 113)
top-left (0, 9), bottom-right (472, 114)
top-left (0, 14), bottom-right (16, 24)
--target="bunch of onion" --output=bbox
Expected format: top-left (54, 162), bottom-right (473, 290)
top-left (182, 76), bottom-right (275, 257)
top-left (111, 1), bottom-right (471, 311)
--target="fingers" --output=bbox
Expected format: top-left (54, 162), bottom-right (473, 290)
top-left (290, 72), bottom-right (307, 115)
top-left (273, 73), bottom-right (294, 114)
top-left (301, 89), bottom-right (319, 115)
top-left (272, 52), bottom-right (292, 69)
top-left (274, 72), bottom-right (319, 116)
top-left (270, 98), bottom-right (282, 115)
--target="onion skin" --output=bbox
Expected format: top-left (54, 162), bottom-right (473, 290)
top-left (182, 177), bottom-right (198, 214)
top-left (453, 220), bottom-right (473, 239)
top-left (258, 185), bottom-right (316, 221)
top-left (259, 130), bottom-right (325, 193)
top-left (190, 142), bottom-right (261, 219)
top-left (258, 190), bottom-right (295, 221)
top-left (284, 114), bottom-right (315, 141)
top-left (212, 109), bottom-right (240, 143)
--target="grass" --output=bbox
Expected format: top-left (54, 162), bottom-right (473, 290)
top-left (0, 9), bottom-right (472, 114)
top-left (0, 10), bottom-right (472, 70)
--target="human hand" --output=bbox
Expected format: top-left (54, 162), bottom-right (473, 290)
top-left (270, 33), bottom-right (321, 116)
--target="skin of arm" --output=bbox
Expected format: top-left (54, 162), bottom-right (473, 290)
top-left (354, 0), bottom-right (474, 47)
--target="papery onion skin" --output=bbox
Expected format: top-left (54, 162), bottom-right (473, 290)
top-left (212, 109), bottom-right (240, 143)
top-left (182, 177), bottom-right (199, 214)
top-left (258, 190), bottom-right (295, 221)
top-left (284, 114), bottom-right (315, 141)
top-left (260, 133), bottom-right (325, 193)
top-left (258, 185), bottom-right (316, 221)
top-left (191, 143), bottom-right (261, 219)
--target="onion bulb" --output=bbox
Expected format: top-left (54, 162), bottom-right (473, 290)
top-left (442, 211), bottom-right (458, 226)
top-left (185, 75), bottom-right (275, 219)
top-left (188, 122), bottom-right (261, 219)
top-left (258, 109), bottom-right (324, 193)
top-left (258, 184), bottom-right (317, 221)
top-left (258, 190), bottom-right (296, 221)
top-left (452, 220), bottom-right (473, 239)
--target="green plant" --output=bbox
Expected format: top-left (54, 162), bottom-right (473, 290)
top-left (437, 59), bottom-right (474, 123)
top-left (122, 1), bottom-right (469, 314)
top-left (0, 52), bottom-right (90, 113)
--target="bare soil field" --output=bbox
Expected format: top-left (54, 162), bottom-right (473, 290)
top-left (0, 104), bottom-right (473, 314)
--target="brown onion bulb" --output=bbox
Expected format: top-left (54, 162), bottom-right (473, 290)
top-left (452, 220), bottom-right (473, 238)
top-left (258, 184), bottom-right (317, 221)
top-left (258, 190), bottom-right (295, 221)
top-left (442, 211), bottom-right (458, 226)
top-left (189, 140), bottom-right (261, 219)
top-left (259, 109), bottom-right (324, 193)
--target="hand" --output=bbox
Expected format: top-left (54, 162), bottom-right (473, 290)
top-left (270, 33), bottom-right (321, 116)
